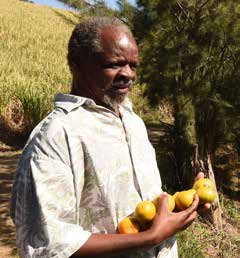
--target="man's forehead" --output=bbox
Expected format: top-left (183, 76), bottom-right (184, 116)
top-left (99, 26), bottom-right (138, 54)
top-left (100, 26), bottom-right (135, 43)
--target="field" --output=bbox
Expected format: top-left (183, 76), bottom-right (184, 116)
top-left (0, 0), bottom-right (239, 257)
top-left (0, 0), bottom-right (79, 135)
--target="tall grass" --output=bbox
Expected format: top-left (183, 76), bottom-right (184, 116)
top-left (0, 0), bottom-right (80, 131)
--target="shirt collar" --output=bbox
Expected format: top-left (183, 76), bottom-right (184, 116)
top-left (54, 93), bottom-right (133, 113)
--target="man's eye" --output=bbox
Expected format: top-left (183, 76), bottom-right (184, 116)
top-left (102, 63), bottom-right (121, 69)
top-left (101, 62), bottom-right (138, 70)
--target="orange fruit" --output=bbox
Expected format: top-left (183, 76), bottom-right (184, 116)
top-left (172, 192), bottom-right (179, 201)
top-left (197, 187), bottom-right (216, 204)
top-left (193, 178), bottom-right (214, 190)
top-left (168, 194), bottom-right (175, 212)
top-left (135, 200), bottom-right (156, 223)
top-left (175, 189), bottom-right (196, 210)
top-left (152, 194), bottom-right (175, 212)
top-left (117, 217), bottom-right (140, 234)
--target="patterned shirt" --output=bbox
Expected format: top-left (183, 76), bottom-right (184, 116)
top-left (10, 93), bottom-right (178, 258)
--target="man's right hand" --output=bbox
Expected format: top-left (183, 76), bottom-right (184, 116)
top-left (147, 192), bottom-right (199, 245)
top-left (71, 193), bottom-right (199, 257)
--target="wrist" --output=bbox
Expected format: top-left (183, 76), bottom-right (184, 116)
top-left (142, 228), bottom-right (162, 246)
top-left (144, 222), bottom-right (171, 246)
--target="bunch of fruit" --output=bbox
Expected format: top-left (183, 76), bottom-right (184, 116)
top-left (117, 178), bottom-right (216, 234)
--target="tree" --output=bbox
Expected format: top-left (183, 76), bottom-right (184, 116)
top-left (131, 0), bottom-right (240, 228)
top-left (132, 0), bottom-right (240, 187)
top-left (59, 0), bottom-right (117, 16)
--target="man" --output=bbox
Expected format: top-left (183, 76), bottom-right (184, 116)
top-left (11, 17), bottom-right (204, 258)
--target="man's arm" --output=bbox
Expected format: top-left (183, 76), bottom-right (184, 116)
top-left (71, 193), bottom-right (199, 257)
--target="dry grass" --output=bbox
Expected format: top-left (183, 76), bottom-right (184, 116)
top-left (0, 0), bottom-right (81, 134)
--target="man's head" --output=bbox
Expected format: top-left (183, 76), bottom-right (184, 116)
top-left (67, 17), bottom-right (139, 109)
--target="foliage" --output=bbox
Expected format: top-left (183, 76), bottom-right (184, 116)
top-left (131, 0), bottom-right (240, 187)
top-left (130, 83), bottom-right (160, 124)
top-left (117, 0), bottom-right (136, 29)
top-left (59, 0), bottom-right (118, 16)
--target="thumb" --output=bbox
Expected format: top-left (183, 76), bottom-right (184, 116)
top-left (194, 172), bottom-right (204, 182)
top-left (157, 192), bottom-right (169, 214)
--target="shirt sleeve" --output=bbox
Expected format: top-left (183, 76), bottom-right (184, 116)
top-left (11, 122), bottom-right (91, 258)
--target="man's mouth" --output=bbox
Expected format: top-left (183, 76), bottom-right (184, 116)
top-left (112, 80), bottom-right (133, 92)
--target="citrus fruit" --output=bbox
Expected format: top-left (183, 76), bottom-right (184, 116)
top-left (193, 178), bottom-right (214, 190)
top-left (135, 200), bottom-right (156, 222)
top-left (172, 192), bottom-right (179, 201)
top-left (175, 189), bottom-right (196, 210)
top-left (197, 187), bottom-right (216, 204)
top-left (152, 194), bottom-right (175, 212)
top-left (117, 217), bottom-right (140, 234)
top-left (168, 194), bottom-right (175, 212)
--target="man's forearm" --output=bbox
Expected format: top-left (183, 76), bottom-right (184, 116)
top-left (70, 230), bottom-right (158, 257)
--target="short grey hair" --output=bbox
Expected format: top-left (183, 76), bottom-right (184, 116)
top-left (67, 16), bottom-right (133, 73)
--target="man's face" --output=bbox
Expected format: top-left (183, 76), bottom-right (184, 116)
top-left (83, 26), bottom-right (139, 107)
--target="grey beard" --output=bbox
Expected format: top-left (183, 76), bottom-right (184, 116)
top-left (102, 92), bottom-right (126, 111)
top-left (101, 80), bottom-right (132, 110)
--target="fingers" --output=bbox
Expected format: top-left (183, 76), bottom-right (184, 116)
top-left (181, 194), bottom-right (199, 217)
top-left (204, 203), bottom-right (211, 209)
top-left (182, 211), bottom-right (198, 230)
top-left (194, 172), bottom-right (205, 182)
top-left (197, 202), bottom-right (211, 214)
top-left (157, 192), bottom-right (170, 214)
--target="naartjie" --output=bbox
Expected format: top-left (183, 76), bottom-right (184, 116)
top-left (117, 217), bottom-right (140, 234)
top-left (193, 178), bottom-right (214, 190)
top-left (135, 200), bottom-right (156, 223)
top-left (197, 187), bottom-right (216, 204)
top-left (172, 192), bottom-right (179, 201)
top-left (175, 189), bottom-right (196, 210)
top-left (152, 194), bottom-right (175, 212)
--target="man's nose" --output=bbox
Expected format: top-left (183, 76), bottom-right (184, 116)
top-left (119, 64), bottom-right (136, 80)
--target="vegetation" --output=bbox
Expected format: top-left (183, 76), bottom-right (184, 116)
top-left (128, 0), bottom-right (240, 190)
top-left (0, 0), bottom-right (80, 136)
top-left (177, 192), bottom-right (239, 258)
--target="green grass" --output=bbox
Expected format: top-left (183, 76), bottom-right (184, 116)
top-left (177, 193), bottom-right (240, 258)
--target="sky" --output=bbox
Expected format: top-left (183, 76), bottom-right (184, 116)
top-left (106, 0), bottom-right (136, 9)
top-left (30, 0), bottom-right (136, 10)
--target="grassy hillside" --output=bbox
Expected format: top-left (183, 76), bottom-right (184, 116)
top-left (0, 0), bottom-right (80, 134)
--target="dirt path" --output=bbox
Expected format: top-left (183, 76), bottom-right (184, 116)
top-left (0, 144), bottom-right (21, 257)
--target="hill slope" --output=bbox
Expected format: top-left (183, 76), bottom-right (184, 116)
top-left (0, 0), bottom-right (80, 134)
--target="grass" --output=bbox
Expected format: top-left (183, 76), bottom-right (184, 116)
top-left (0, 0), bottom-right (80, 131)
top-left (177, 192), bottom-right (240, 258)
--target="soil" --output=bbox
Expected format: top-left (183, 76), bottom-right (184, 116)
top-left (0, 143), bottom-right (21, 257)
